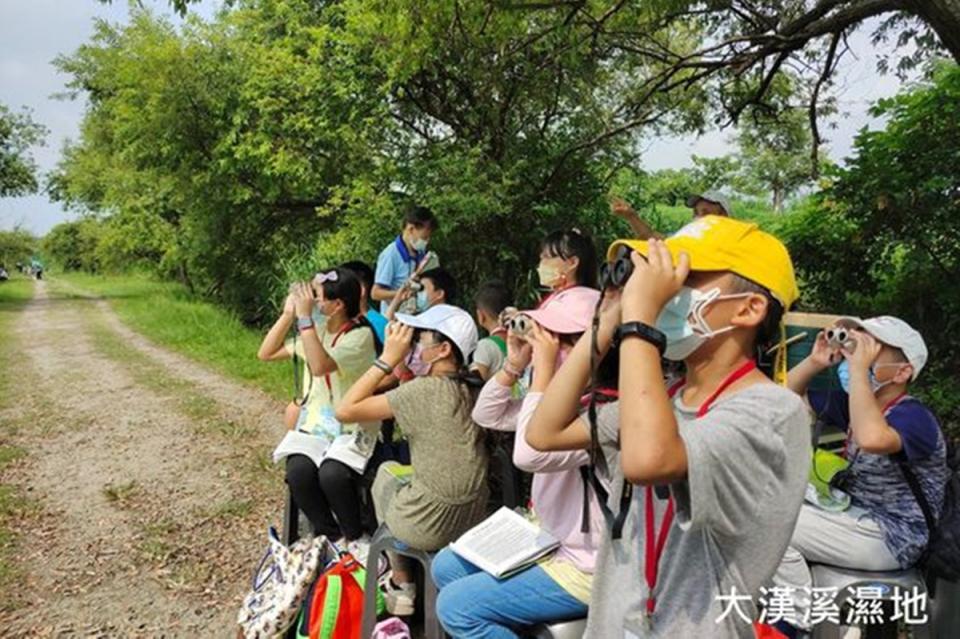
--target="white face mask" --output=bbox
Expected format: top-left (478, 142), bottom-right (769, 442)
top-left (654, 286), bottom-right (751, 361)
top-left (411, 236), bottom-right (428, 252)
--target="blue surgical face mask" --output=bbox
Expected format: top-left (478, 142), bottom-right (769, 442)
top-left (837, 360), bottom-right (890, 395)
top-left (416, 290), bottom-right (429, 312)
top-left (654, 286), bottom-right (749, 361)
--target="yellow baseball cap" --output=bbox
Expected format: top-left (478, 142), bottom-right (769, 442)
top-left (607, 215), bottom-right (799, 308)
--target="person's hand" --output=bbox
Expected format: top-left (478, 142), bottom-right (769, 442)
top-left (282, 292), bottom-right (297, 318)
top-left (396, 281), bottom-right (415, 303)
top-left (499, 307), bottom-right (520, 328)
top-left (809, 329), bottom-right (843, 369)
top-left (844, 331), bottom-right (881, 374)
top-left (526, 322), bottom-right (560, 368)
top-left (294, 282), bottom-right (316, 318)
top-left (621, 239), bottom-right (690, 324)
top-left (505, 329), bottom-right (533, 371)
top-left (610, 197), bottom-right (637, 220)
top-left (382, 321), bottom-right (415, 368)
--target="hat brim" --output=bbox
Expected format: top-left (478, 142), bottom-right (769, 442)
top-left (607, 239), bottom-right (730, 273)
top-left (395, 312), bottom-right (440, 333)
top-left (522, 309), bottom-right (590, 335)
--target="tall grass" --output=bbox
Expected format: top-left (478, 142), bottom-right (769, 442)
top-left (51, 272), bottom-right (291, 401)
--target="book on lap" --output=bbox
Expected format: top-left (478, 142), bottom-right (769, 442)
top-left (450, 507), bottom-right (560, 579)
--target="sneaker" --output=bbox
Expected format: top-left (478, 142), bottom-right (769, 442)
top-left (379, 571), bottom-right (416, 616)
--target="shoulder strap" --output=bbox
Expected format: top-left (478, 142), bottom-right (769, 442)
top-left (489, 334), bottom-right (507, 355)
top-left (897, 460), bottom-right (937, 536)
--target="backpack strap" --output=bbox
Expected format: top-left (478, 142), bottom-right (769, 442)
top-left (489, 334), bottom-right (507, 356)
top-left (316, 573), bottom-right (343, 639)
top-left (897, 460), bottom-right (938, 537)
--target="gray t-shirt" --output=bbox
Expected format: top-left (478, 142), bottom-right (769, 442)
top-left (584, 383), bottom-right (811, 638)
top-left (472, 336), bottom-right (506, 377)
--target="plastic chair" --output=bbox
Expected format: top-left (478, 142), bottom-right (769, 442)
top-left (361, 524), bottom-right (444, 639)
top-left (810, 564), bottom-right (931, 639)
top-left (527, 618), bottom-right (587, 638)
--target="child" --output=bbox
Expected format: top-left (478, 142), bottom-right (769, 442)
top-left (526, 216), bottom-right (810, 637)
top-left (341, 260), bottom-right (387, 347)
top-left (257, 267), bottom-right (379, 559)
top-left (772, 316), bottom-right (947, 636)
top-left (434, 286), bottom-right (606, 637)
top-left (336, 304), bottom-right (488, 615)
top-left (372, 205), bottom-right (438, 314)
top-left (537, 229), bottom-right (599, 295)
top-left (384, 266), bottom-right (456, 321)
top-left (469, 280), bottom-right (512, 381)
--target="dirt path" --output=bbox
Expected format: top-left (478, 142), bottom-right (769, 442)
top-left (0, 280), bottom-right (289, 637)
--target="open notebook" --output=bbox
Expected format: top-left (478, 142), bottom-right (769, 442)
top-left (450, 507), bottom-right (560, 579)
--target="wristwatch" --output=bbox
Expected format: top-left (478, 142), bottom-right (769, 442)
top-left (614, 321), bottom-right (667, 356)
top-left (296, 316), bottom-right (315, 332)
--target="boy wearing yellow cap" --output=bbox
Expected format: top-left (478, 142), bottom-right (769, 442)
top-left (526, 215), bottom-right (811, 637)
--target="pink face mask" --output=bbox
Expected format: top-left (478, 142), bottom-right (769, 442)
top-left (407, 344), bottom-right (433, 377)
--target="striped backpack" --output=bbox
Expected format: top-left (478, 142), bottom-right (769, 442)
top-left (294, 553), bottom-right (385, 639)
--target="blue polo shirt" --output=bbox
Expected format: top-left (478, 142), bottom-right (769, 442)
top-left (374, 236), bottom-right (423, 314)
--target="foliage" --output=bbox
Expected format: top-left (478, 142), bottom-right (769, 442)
top-left (0, 104), bottom-right (46, 198)
top-left (52, 2), bottom-right (719, 316)
top-left (0, 229), bottom-right (37, 268)
top-left (42, 219), bottom-right (104, 273)
top-left (778, 63), bottom-right (960, 434)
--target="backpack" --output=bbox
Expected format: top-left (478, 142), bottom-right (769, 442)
top-left (899, 443), bottom-right (960, 582)
top-left (295, 552), bottom-right (385, 639)
top-left (237, 528), bottom-right (326, 639)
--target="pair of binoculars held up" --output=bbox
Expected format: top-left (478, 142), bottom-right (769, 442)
top-left (507, 313), bottom-right (534, 337)
top-left (826, 327), bottom-right (856, 352)
top-left (600, 245), bottom-right (635, 289)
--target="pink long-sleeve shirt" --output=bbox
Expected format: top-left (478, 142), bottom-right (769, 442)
top-left (471, 377), bottom-right (604, 573)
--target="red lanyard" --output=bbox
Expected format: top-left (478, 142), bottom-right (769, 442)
top-left (321, 321), bottom-right (355, 398)
top-left (643, 359), bottom-right (757, 618)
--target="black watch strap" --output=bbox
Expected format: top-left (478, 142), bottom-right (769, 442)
top-left (614, 321), bottom-right (667, 356)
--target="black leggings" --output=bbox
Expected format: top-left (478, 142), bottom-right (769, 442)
top-left (285, 455), bottom-right (364, 541)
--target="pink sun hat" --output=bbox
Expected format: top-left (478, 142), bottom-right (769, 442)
top-left (522, 286), bottom-right (601, 335)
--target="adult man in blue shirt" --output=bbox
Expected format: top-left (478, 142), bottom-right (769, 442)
top-left (372, 205), bottom-right (438, 315)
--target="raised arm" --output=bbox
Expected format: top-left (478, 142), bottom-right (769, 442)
top-left (472, 331), bottom-right (531, 431)
top-left (335, 322), bottom-right (412, 424)
top-left (293, 283), bottom-right (338, 377)
top-left (525, 293), bottom-right (620, 452)
top-left (611, 197), bottom-right (662, 241)
top-left (617, 243), bottom-right (688, 485)
top-left (787, 329), bottom-right (840, 398)
top-left (257, 293), bottom-right (296, 361)
top-left (844, 332), bottom-right (904, 454)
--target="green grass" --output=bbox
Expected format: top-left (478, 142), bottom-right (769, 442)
top-left (0, 274), bottom-right (35, 591)
top-left (50, 271), bottom-right (290, 401)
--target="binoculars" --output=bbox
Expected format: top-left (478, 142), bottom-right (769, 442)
top-left (600, 245), bottom-right (635, 289)
top-left (826, 327), bottom-right (856, 352)
top-left (506, 313), bottom-right (534, 337)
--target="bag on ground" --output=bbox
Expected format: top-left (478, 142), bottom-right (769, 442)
top-left (237, 527), bottom-right (327, 639)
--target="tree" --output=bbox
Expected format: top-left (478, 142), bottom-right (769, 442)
top-left (734, 107), bottom-right (819, 213)
top-left (0, 104), bottom-right (46, 197)
top-left (777, 62), bottom-right (960, 433)
top-left (0, 228), bottom-right (36, 268)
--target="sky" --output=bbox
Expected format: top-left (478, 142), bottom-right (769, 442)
top-left (0, 3), bottom-right (912, 235)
